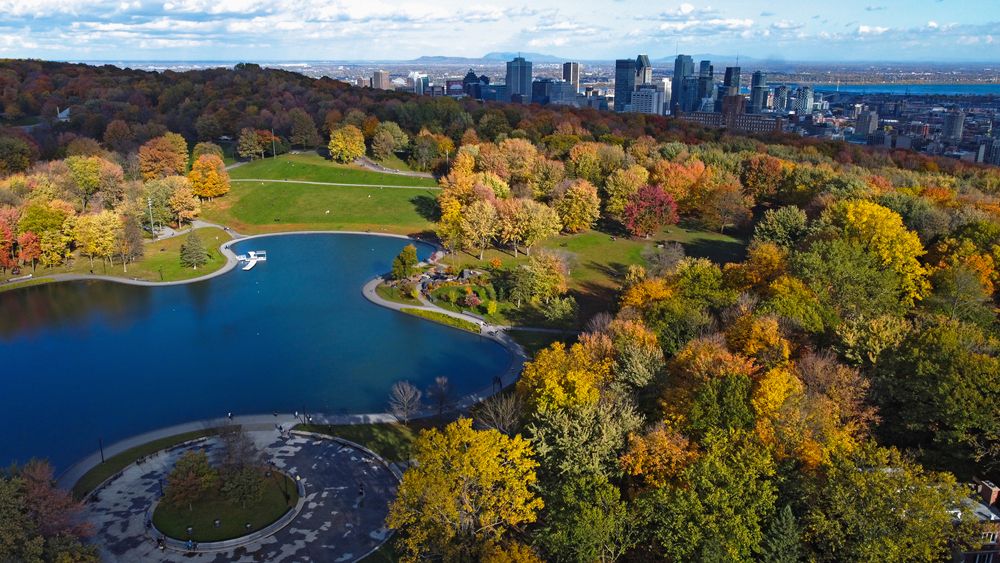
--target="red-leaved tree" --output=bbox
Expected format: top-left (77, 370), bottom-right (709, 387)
top-left (0, 224), bottom-right (16, 272)
top-left (623, 185), bottom-right (679, 238)
top-left (17, 231), bottom-right (41, 271)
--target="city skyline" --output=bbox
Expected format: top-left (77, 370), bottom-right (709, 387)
top-left (0, 0), bottom-right (997, 63)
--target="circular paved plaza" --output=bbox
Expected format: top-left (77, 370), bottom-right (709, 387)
top-left (84, 429), bottom-right (398, 562)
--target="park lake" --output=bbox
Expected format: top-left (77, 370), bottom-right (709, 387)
top-left (0, 234), bottom-right (512, 469)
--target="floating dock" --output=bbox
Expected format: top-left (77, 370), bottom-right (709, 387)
top-left (237, 250), bottom-right (267, 271)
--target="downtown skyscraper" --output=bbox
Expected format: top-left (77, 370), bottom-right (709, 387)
top-left (671, 55), bottom-right (694, 114)
top-left (750, 71), bottom-right (768, 113)
top-left (614, 58), bottom-right (636, 112)
top-left (563, 62), bottom-right (581, 93)
top-left (506, 56), bottom-right (532, 103)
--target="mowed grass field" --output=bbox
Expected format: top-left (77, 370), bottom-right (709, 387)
top-left (228, 153), bottom-right (438, 188)
top-left (204, 154), bottom-right (439, 235)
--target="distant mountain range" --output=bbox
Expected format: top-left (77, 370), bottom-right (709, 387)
top-left (408, 52), bottom-right (570, 65)
top-left (405, 52), bottom-right (783, 66)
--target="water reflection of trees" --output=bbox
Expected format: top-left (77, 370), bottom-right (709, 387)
top-left (0, 281), bottom-right (154, 339)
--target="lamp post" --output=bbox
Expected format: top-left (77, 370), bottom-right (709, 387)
top-left (271, 128), bottom-right (276, 159)
top-left (98, 437), bottom-right (105, 463)
top-left (147, 197), bottom-right (155, 234)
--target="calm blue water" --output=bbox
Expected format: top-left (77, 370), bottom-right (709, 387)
top-left (813, 83), bottom-right (1000, 96)
top-left (0, 234), bottom-right (511, 468)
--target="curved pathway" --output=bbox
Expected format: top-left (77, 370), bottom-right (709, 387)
top-left (231, 178), bottom-right (439, 190)
top-left (354, 157), bottom-right (435, 179)
top-left (11, 230), bottom-right (437, 290)
top-left (85, 429), bottom-right (397, 562)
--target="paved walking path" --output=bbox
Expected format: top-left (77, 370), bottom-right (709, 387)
top-left (6, 229), bottom-right (428, 290)
top-left (231, 178), bottom-right (440, 190)
top-left (85, 429), bottom-right (397, 562)
top-left (364, 277), bottom-right (578, 336)
top-left (57, 413), bottom-right (396, 491)
top-left (355, 157), bottom-right (435, 179)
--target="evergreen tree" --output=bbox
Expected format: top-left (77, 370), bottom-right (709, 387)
top-left (180, 231), bottom-right (210, 269)
top-left (761, 505), bottom-right (802, 563)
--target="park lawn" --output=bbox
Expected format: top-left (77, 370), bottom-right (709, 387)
top-left (375, 283), bottom-right (421, 306)
top-left (426, 284), bottom-right (514, 326)
top-left (400, 308), bottom-right (481, 333)
top-left (64, 227), bottom-right (230, 282)
top-left (442, 224), bottom-right (745, 319)
top-left (376, 153), bottom-right (413, 172)
top-left (72, 429), bottom-right (218, 498)
top-left (152, 472), bottom-right (298, 542)
top-left (296, 421), bottom-right (443, 463)
top-left (0, 227), bottom-right (232, 286)
top-left (200, 181), bottom-right (437, 236)
top-left (229, 153), bottom-right (438, 188)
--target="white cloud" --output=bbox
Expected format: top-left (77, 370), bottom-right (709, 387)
top-left (857, 24), bottom-right (890, 35)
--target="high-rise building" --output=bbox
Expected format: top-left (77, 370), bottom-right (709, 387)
top-left (697, 60), bottom-right (714, 102)
top-left (773, 85), bottom-right (789, 112)
top-left (723, 66), bottom-right (741, 95)
top-left (943, 109), bottom-right (965, 141)
top-left (462, 68), bottom-right (480, 97)
top-left (407, 72), bottom-right (428, 95)
top-left (636, 55), bottom-right (653, 85)
top-left (372, 70), bottom-right (391, 90)
top-left (563, 62), bottom-right (581, 93)
top-left (986, 138), bottom-right (1000, 166)
top-left (445, 79), bottom-right (465, 97)
top-left (750, 71), bottom-right (768, 113)
top-left (671, 55), bottom-right (694, 113)
top-left (506, 57), bottom-right (533, 103)
top-left (531, 78), bottom-right (578, 106)
top-left (794, 86), bottom-right (814, 114)
top-left (856, 110), bottom-right (879, 136)
top-left (713, 68), bottom-right (741, 113)
top-left (614, 58), bottom-right (637, 112)
top-left (631, 83), bottom-right (666, 115)
top-left (681, 76), bottom-right (700, 113)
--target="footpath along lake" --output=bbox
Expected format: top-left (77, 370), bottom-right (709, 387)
top-left (0, 234), bottom-right (512, 468)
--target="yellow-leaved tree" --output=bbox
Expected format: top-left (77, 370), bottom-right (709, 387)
top-left (327, 124), bottom-right (366, 163)
top-left (386, 418), bottom-right (543, 562)
top-left (824, 199), bottom-right (929, 303)
top-left (516, 341), bottom-right (612, 414)
top-left (188, 155), bottom-right (230, 200)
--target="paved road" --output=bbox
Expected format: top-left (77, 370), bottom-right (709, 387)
top-left (85, 429), bottom-right (397, 562)
top-left (231, 178), bottom-right (440, 190)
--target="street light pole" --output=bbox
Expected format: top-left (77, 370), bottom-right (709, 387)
top-left (99, 437), bottom-right (105, 463)
top-left (147, 197), bottom-right (155, 234)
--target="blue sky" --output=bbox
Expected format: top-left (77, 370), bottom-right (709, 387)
top-left (0, 0), bottom-right (996, 62)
